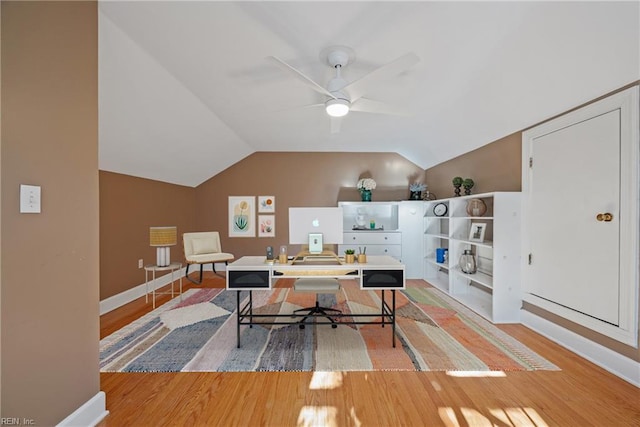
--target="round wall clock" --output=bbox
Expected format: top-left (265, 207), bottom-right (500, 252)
top-left (433, 203), bottom-right (448, 217)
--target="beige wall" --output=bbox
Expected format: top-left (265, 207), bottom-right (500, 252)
top-left (425, 132), bottom-right (522, 198)
top-left (99, 171), bottom-right (197, 300)
top-left (194, 152), bottom-right (425, 257)
top-left (1, 2), bottom-right (100, 425)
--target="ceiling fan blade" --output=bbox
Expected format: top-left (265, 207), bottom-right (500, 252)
top-left (351, 97), bottom-right (410, 116)
top-left (330, 116), bottom-right (342, 134)
top-left (268, 56), bottom-right (336, 99)
top-left (343, 52), bottom-right (420, 101)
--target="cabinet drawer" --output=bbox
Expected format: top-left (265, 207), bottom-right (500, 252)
top-left (339, 244), bottom-right (401, 258)
top-left (343, 232), bottom-right (401, 245)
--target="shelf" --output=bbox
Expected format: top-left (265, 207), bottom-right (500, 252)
top-left (451, 216), bottom-right (494, 220)
top-left (424, 270), bottom-right (449, 292)
top-left (422, 192), bottom-right (521, 323)
top-left (452, 286), bottom-right (493, 321)
top-left (425, 258), bottom-right (449, 270)
top-left (451, 266), bottom-right (493, 289)
top-left (425, 232), bottom-right (449, 239)
top-left (451, 238), bottom-right (493, 249)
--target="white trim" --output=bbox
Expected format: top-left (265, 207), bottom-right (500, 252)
top-left (99, 265), bottom-right (229, 315)
top-left (57, 391), bottom-right (109, 427)
top-left (521, 310), bottom-right (640, 387)
top-left (100, 266), bottom-right (186, 315)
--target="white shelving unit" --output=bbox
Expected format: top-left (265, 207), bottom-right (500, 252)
top-left (423, 192), bottom-right (521, 323)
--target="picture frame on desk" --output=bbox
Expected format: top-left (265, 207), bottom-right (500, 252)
top-left (469, 222), bottom-right (486, 243)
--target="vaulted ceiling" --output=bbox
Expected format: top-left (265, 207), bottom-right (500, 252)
top-left (98, 1), bottom-right (639, 187)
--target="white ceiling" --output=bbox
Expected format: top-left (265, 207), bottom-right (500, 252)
top-left (98, 1), bottom-right (639, 187)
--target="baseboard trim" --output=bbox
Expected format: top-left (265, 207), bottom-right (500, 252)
top-left (521, 310), bottom-right (640, 387)
top-left (100, 264), bottom-right (227, 315)
top-left (57, 391), bottom-right (109, 427)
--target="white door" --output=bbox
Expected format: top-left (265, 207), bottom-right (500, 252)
top-left (529, 109), bottom-right (620, 325)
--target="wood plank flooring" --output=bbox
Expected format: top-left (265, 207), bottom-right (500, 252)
top-left (98, 274), bottom-right (639, 427)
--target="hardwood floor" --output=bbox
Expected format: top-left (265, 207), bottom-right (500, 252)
top-left (98, 274), bottom-right (639, 427)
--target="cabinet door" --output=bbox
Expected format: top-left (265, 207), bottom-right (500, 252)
top-left (528, 109), bottom-right (620, 325)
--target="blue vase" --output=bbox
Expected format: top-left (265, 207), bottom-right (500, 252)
top-left (360, 190), bottom-right (372, 202)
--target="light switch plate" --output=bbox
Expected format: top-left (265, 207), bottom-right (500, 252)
top-left (20, 184), bottom-right (41, 213)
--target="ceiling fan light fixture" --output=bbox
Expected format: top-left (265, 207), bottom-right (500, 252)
top-left (326, 98), bottom-right (350, 117)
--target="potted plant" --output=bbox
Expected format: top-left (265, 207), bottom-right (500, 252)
top-left (409, 182), bottom-right (427, 200)
top-left (357, 178), bottom-right (376, 202)
top-left (344, 249), bottom-right (356, 264)
top-left (452, 176), bottom-right (463, 197)
top-left (463, 178), bottom-right (475, 195)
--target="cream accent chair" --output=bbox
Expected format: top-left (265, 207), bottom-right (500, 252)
top-left (183, 232), bottom-right (234, 284)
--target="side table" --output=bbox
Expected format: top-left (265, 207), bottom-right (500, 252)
top-left (144, 262), bottom-right (183, 308)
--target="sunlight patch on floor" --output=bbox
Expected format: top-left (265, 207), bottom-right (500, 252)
top-left (439, 407), bottom-right (549, 427)
top-left (297, 406), bottom-right (337, 427)
top-left (446, 370), bottom-right (507, 377)
top-left (309, 371), bottom-right (343, 389)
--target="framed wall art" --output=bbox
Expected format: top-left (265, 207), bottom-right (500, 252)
top-left (228, 196), bottom-right (255, 237)
top-left (258, 196), bottom-right (275, 213)
top-left (258, 215), bottom-right (275, 237)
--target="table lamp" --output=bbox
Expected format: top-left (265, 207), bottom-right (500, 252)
top-left (150, 226), bottom-right (177, 267)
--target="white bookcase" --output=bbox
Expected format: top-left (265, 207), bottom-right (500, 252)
top-left (423, 192), bottom-right (521, 323)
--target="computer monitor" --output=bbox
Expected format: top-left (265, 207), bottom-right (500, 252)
top-left (288, 207), bottom-right (344, 252)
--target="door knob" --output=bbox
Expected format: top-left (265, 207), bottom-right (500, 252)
top-left (596, 213), bottom-right (613, 222)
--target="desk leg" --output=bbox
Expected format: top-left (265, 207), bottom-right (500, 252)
top-left (381, 290), bottom-right (385, 328)
top-left (392, 290), bottom-right (396, 348)
top-left (236, 291), bottom-right (241, 348)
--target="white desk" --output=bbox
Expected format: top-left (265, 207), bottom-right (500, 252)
top-left (144, 262), bottom-right (183, 309)
top-left (226, 255), bottom-right (405, 347)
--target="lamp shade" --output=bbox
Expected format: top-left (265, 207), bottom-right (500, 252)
top-left (149, 226), bottom-right (177, 247)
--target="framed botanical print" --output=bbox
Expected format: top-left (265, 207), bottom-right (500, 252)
top-left (228, 196), bottom-right (255, 237)
top-left (258, 196), bottom-right (275, 213)
top-left (258, 215), bottom-right (275, 237)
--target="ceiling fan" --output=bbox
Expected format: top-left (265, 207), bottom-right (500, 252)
top-left (269, 46), bottom-right (419, 132)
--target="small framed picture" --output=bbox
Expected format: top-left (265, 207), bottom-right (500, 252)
top-left (258, 215), bottom-right (275, 237)
top-left (468, 223), bottom-right (486, 243)
top-left (258, 196), bottom-right (275, 213)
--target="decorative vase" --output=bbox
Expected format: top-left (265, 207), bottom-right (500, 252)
top-left (466, 198), bottom-right (487, 217)
top-left (345, 254), bottom-right (355, 264)
top-left (459, 249), bottom-right (477, 274)
top-left (453, 184), bottom-right (461, 197)
top-left (410, 191), bottom-right (422, 200)
top-left (360, 190), bottom-right (372, 202)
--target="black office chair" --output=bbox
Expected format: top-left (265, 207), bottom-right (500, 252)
top-left (292, 278), bottom-right (342, 329)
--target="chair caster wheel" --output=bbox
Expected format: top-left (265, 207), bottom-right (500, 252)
top-left (331, 324), bottom-right (338, 329)
top-left (299, 324), bottom-right (305, 329)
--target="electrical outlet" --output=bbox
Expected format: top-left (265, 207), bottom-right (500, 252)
top-left (138, 259), bottom-right (143, 269)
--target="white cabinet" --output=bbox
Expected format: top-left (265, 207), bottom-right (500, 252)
top-left (340, 231), bottom-right (402, 258)
top-left (338, 201), bottom-right (402, 262)
top-left (423, 192), bottom-right (521, 323)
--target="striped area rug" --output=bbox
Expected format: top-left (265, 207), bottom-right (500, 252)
top-left (100, 283), bottom-right (559, 373)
